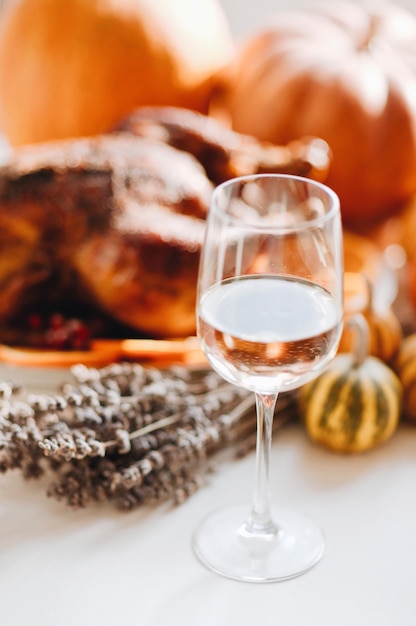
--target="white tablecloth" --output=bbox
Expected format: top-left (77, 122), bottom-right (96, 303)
top-left (1, 374), bottom-right (415, 626)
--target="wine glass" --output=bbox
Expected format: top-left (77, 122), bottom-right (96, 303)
top-left (192, 173), bottom-right (343, 583)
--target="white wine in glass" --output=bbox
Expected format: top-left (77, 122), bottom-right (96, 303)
top-left (193, 173), bottom-right (344, 583)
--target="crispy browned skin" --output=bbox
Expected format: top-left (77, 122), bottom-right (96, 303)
top-left (73, 203), bottom-right (205, 337)
top-left (0, 132), bottom-right (211, 337)
top-left (0, 107), bottom-right (331, 340)
top-left (115, 106), bottom-right (331, 184)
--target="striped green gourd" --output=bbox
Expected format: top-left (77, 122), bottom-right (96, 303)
top-left (298, 314), bottom-right (402, 453)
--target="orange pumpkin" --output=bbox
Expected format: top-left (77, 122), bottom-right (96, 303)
top-left (343, 231), bottom-right (385, 292)
top-left (212, 1), bottom-right (416, 226)
top-left (356, 193), bottom-right (416, 256)
top-left (394, 333), bottom-right (416, 422)
top-left (0, 0), bottom-right (233, 145)
top-left (342, 229), bottom-right (398, 312)
top-left (339, 274), bottom-right (402, 364)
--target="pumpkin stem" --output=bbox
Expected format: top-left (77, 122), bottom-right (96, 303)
top-left (361, 272), bottom-right (374, 312)
top-left (358, 14), bottom-right (382, 52)
top-left (347, 312), bottom-right (370, 366)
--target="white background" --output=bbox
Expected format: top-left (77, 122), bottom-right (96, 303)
top-left (220, 0), bottom-right (416, 38)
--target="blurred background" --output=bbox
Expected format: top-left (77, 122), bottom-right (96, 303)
top-left (220, 0), bottom-right (416, 37)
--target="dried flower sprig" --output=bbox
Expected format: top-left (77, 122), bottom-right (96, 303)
top-left (0, 362), bottom-right (296, 510)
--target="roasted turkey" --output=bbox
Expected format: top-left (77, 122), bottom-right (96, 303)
top-left (0, 107), bottom-right (330, 341)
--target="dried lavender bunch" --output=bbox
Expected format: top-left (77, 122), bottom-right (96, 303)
top-left (0, 362), bottom-right (296, 510)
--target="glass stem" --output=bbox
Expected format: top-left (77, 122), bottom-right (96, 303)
top-left (244, 392), bottom-right (279, 537)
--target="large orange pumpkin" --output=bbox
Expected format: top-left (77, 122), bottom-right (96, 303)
top-left (212, 1), bottom-right (416, 227)
top-left (0, 0), bottom-right (233, 146)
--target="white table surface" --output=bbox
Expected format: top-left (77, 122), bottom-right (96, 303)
top-left (2, 1), bottom-right (416, 624)
top-left (0, 362), bottom-right (416, 626)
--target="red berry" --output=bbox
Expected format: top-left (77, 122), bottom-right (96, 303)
top-left (27, 313), bottom-right (43, 330)
top-left (49, 313), bottom-right (65, 330)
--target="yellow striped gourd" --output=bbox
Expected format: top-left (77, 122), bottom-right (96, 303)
top-left (299, 314), bottom-right (402, 453)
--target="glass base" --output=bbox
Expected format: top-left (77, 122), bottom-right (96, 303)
top-left (192, 504), bottom-right (325, 583)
